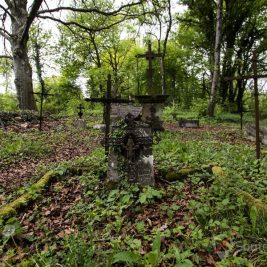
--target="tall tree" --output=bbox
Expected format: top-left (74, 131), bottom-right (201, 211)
top-left (0, 0), bottom-right (145, 110)
top-left (207, 0), bottom-right (223, 116)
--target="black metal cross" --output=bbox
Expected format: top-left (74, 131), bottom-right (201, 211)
top-left (85, 74), bottom-right (133, 157)
top-left (224, 51), bottom-right (267, 159)
top-left (32, 87), bottom-right (54, 131)
top-left (136, 40), bottom-right (162, 95)
top-left (77, 104), bottom-right (85, 119)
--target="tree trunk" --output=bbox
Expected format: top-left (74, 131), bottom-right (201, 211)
top-left (207, 0), bottom-right (223, 116)
top-left (11, 41), bottom-right (36, 110)
top-left (10, 0), bottom-right (37, 110)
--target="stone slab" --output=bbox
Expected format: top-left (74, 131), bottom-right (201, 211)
top-left (111, 104), bottom-right (142, 119)
top-left (93, 124), bottom-right (106, 130)
top-left (73, 119), bottom-right (87, 129)
top-left (244, 123), bottom-right (267, 144)
top-left (179, 119), bottom-right (200, 128)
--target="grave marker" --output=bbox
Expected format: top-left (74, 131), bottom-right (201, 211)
top-left (85, 74), bottom-right (133, 157)
top-left (224, 51), bottom-right (267, 159)
top-left (32, 89), bottom-right (54, 131)
top-left (135, 40), bottom-right (169, 131)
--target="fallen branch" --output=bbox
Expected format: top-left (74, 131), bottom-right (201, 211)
top-left (0, 167), bottom-right (89, 223)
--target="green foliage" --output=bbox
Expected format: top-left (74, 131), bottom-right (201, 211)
top-left (112, 232), bottom-right (163, 267)
top-left (34, 75), bottom-right (82, 115)
top-left (0, 93), bottom-right (18, 111)
top-left (138, 187), bottom-right (164, 204)
top-left (0, 131), bottom-right (52, 161)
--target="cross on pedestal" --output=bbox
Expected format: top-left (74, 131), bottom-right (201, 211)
top-left (85, 74), bottom-right (134, 157)
top-left (224, 51), bottom-right (267, 159)
top-left (77, 104), bottom-right (85, 119)
top-left (32, 88), bottom-right (54, 131)
top-left (136, 40), bottom-right (162, 95)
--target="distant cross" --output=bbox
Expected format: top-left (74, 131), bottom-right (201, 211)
top-left (224, 51), bottom-right (267, 159)
top-left (32, 86), bottom-right (54, 131)
top-left (85, 74), bottom-right (133, 157)
top-left (136, 40), bottom-right (162, 95)
top-left (77, 104), bottom-right (85, 119)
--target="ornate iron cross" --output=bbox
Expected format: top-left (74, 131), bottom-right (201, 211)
top-left (85, 74), bottom-right (133, 157)
top-left (136, 40), bottom-right (162, 95)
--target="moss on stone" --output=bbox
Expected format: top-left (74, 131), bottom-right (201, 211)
top-left (0, 167), bottom-right (90, 222)
top-left (0, 170), bottom-right (57, 221)
top-left (238, 191), bottom-right (267, 220)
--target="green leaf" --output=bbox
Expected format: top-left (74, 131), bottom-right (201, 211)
top-left (152, 232), bottom-right (161, 253)
top-left (112, 251), bottom-right (142, 264)
top-left (139, 194), bottom-right (147, 204)
top-left (145, 251), bottom-right (158, 266)
top-left (175, 260), bottom-right (193, 267)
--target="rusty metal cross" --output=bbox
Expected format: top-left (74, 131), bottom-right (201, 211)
top-left (32, 88), bottom-right (54, 131)
top-left (85, 74), bottom-right (133, 157)
top-left (224, 51), bottom-right (267, 159)
top-left (77, 104), bottom-right (85, 119)
top-left (136, 40), bottom-right (162, 95)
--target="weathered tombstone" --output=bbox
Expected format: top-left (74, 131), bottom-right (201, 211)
top-left (86, 74), bottom-right (155, 185)
top-left (107, 108), bottom-right (154, 185)
top-left (73, 104), bottom-right (87, 129)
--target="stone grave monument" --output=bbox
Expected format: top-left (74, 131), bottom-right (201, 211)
top-left (85, 74), bottom-right (155, 185)
top-left (73, 104), bottom-right (87, 128)
top-left (135, 40), bottom-right (169, 131)
top-left (107, 105), bottom-right (154, 185)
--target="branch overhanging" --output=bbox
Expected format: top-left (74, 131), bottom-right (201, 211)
top-left (0, 54), bottom-right (12, 59)
top-left (37, 14), bottom-right (134, 33)
top-left (0, 4), bottom-right (14, 20)
top-left (37, 1), bottom-right (144, 16)
top-left (0, 27), bottom-right (11, 41)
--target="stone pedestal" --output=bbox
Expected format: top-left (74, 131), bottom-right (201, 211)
top-left (135, 95), bottom-right (169, 131)
top-left (107, 109), bottom-right (154, 185)
top-left (73, 119), bottom-right (87, 129)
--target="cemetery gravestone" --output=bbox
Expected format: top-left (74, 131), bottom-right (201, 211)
top-left (107, 105), bottom-right (154, 185)
top-left (73, 104), bottom-right (87, 129)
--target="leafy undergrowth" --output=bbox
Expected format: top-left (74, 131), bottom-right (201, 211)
top-left (1, 122), bottom-right (267, 266)
top-left (0, 117), bottom-right (101, 206)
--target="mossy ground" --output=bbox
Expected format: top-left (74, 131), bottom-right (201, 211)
top-left (1, 115), bottom-right (267, 266)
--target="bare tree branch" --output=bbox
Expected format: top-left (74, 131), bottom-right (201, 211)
top-left (37, 14), bottom-right (130, 32)
top-left (0, 27), bottom-right (11, 41)
top-left (38, 1), bottom-right (144, 16)
top-left (0, 4), bottom-right (14, 19)
top-left (20, 0), bottom-right (44, 44)
top-left (0, 55), bottom-right (12, 59)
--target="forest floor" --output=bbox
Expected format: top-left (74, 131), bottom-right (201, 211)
top-left (1, 115), bottom-right (267, 267)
